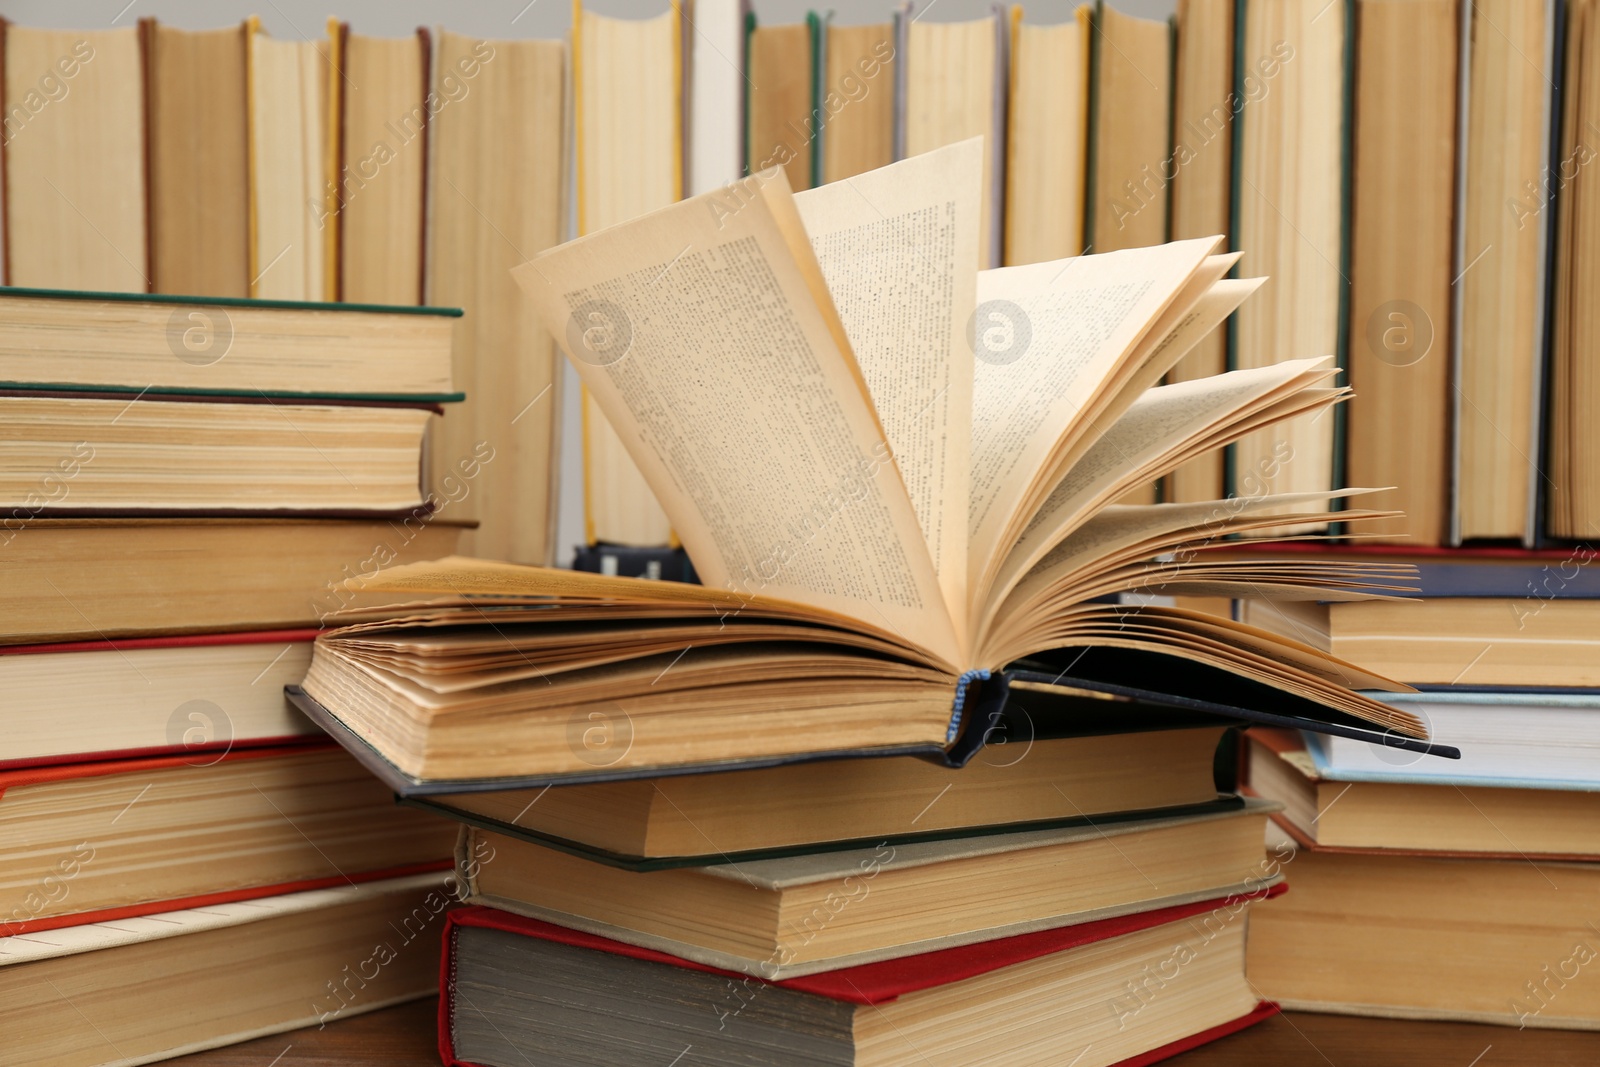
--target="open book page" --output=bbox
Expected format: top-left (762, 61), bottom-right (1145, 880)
top-left (793, 139), bottom-right (981, 635)
top-left (983, 357), bottom-right (1338, 617)
top-left (965, 239), bottom-right (1216, 601)
top-left (512, 177), bottom-right (962, 670)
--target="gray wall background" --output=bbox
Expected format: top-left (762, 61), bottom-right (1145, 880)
top-left (0, 0), bottom-right (1175, 563)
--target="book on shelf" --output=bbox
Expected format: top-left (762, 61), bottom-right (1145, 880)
top-left (1227, 0), bottom-right (1347, 513)
top-left (1247, 830), bottom-right (1600, 1028)
top-left (1003, 5), bottom-right (1088, 267)
top-left (0, 630), bottom-right (320, 768)
top-left (1084, 0), bottom-right (1171, 259)
top-left (1550, 0), bottom-right (1600, 540)
top-left (456, 800), bottom-right (1278, 978)
top-left (326, 21), bottom-right (430, 305)
top-left (574, 0), bottom-right (681, 549)
top-left (817, 15), bottom-right (897, 184)
top-left (1205, 540), bottom-right (1600, 598)
top-left (685, 0), bottom-right (745, 196)
top-left (744, 13), bottom-right (816, 190)
top-left (427, 30), bottom-right (566, 564)
top-left (1, 23), bottom-right (146, 291)
top-left (1343, 0), bottom-right (1457, 546)
top-left (4, 517), bottom-right (467, 645)
top-left (1165, 0), bottom-right (1235, 504)
top-left (409, 723), bottom-right (1230, 867)
top-left (290, 141), bottom-right (1456, 785)
top-left (0, 873), bottom-right (451, 1067)
top-left (1452, 0), bottom-right (1557, 546)
top-left (440, 893), bottom-right (1281, 1067)
top-left (1244, 727), bottom-right (1600, 857)
top-left (246, 24), bottom-right (330, 301)
top-left (896, 4), bottom-right (1007, 268)
top-left (0, 744), bottom-right (454, 937)
top-left (141, 18), bottom-right (251, 298)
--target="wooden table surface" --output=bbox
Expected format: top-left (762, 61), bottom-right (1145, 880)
top-left (169, 997), bottom-right (1600, 1066)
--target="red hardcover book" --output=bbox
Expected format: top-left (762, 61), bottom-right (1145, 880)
top-left (439, 888), bottom-right (1285, 1067)
top-left (0, 743), bottom-right (454, 937)
top-left (0, 629), bottom-right (323, 768)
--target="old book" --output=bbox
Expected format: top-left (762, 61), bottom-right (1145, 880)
top-left (574, 1), bottom-right (680, 547)
top-left (0, 392), bottom-right (434, 513)
top-left (745, 17), bottom-right (815, 190)
top-left (0, 630), bottom-right (319, 767)
top-left (0, 288), bottom-right (457, 398)
top-left (1239, 595), bottom-right (1600, 687)
top-left (327, 22), bottom-right (430, 305)
top-left (1454, 0), bottom-right (1556, 544)
top-left (298, 143), bottom-right (1431, 782)
top-left (899, 7), bottom-right (1005, 267)
top-left (3, 517), bottom-right (466, 645)
top-left (687, 0), bottom-right (744, 195)
top-left (416, 725), bottom-right (1228, 863)
top-left (1003, 6), bottom-right (1088, 267)
top-left (247, 27), bottom-right (329, 301)
top-left (1550, 0), bottom-right (1600, 539)
top-left (0, 745), bottom-right (453, 936)
top-left (1344, 0), bottom-right (1458, 545)
top-left (819, 18), bottom-right (896, 184)
top-left (0, 873), bottom-right (449, 1066)
top-left (142, 19), bottom-right (250, 297)
top-left (1, 25), bottom-right (146, 291)
top-left (1085, 0), bottom-right (1171, 256)
top-left (1229, 0), bottom-right (1347, 510)
top-left (459, 801), bottom-right (1277, 977)
top-left (440, 895), bottom-right (1278, 1067)
top-left (427, 31), bottom-right (566, 564)
top-left (1248, 844), bottom-right (1600, 1028)
top-left (1165, 0), bottom-right (1234, 503)
top-left (1245, 727), bottom-right (1600, 856)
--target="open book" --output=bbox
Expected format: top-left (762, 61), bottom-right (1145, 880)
top-left (292, 140), bottom-right (1445, 787)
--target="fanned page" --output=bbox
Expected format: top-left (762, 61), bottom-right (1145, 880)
top-left (512, 174), bottom-right (962, 670)
top-left (966, 240), bottom-right (1215, 599)
top-left (793, 139), bottom-right (980, 634)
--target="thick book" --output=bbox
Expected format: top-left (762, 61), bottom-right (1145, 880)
top-left (1248, 838), bottom-right (1600, 1028)
top-left (0, 630), bottom-right (320, 767)
top-left (247, 25), bottom-right (330, 301)
top-left (456, 799), bottom-right (1280, 978)
top-left (1344, 0), bottom-right (1459, 545)
top-left (1165, 0), bottom-right (1235, 503)
top-left (0, 286), bottom-right (460, 401)
top-left (1227, 0), bottom-right (1350, 515)
top-left (1240, 593), bottom-right (1600, 687)
top-left (427, 30), bottom-right (566, 564)
top-left (1244, 727), bottom-right (1600, 857)
top-left (1003, 6), bottom-right (1089, 267)
top-left (1208, 540), bottom-right (1600, 598)
top-left (744, 14), bottom-right (815, 190)
top-left (817, 16), bottom-right (896, 185)
top-left (0, 23), bottom-right (146, 292)
top-left (141, 18), bottom-right (251, 298)
top-left (440, 893), bottom-right (1282, 1067)
top-left (1084, 0), bottom-right (1172, 258)
top-left (296, 142), bottom-right (1453, 784)
top-left (326, 22), bottom-right (431, 306)
top-left (3, 517), bottom-right (466, 646)
top-left (0, 390), bottom-right (438, 514)
top-left (0, 873), bottom-right (451, 1066)
top-left (1451, 0), bottom-right (1559, 545)
top-left (0, 744), bottom-right (454, 938)
top-left (573, 0), bottom-right (681, 548)
top-left (404, 722), bottom-right (1232, 868)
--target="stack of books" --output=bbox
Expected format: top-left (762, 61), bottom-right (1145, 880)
top-left (294, 144), bottom-right (1461, 1063)
top-left (0, 289), bottom-right (470, 1062)
top-left (1240, 546), bottom-right (1600, 1028)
